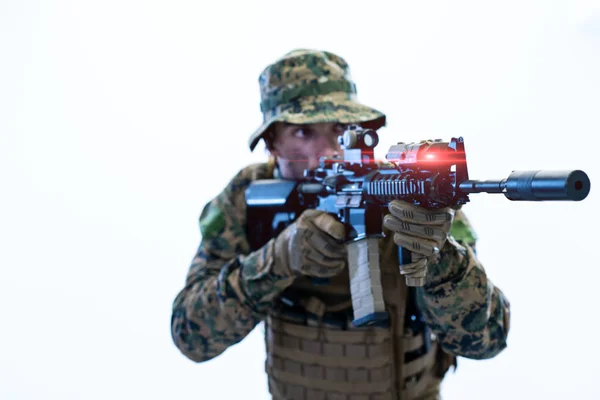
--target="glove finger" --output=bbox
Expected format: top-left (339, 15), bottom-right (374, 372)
top-left (399, 256), bottom-right (428, 274)
top-left (393, 232), bottom-right (439, 257)
top-left (303, 228), bottom-right (347, 260)
top-left (399, 257), bottom-right (428, 287)
top-left (383, 214), bottom-right (447, 242)
top-left (309, 211), bottom-right (346, 241)
top-left (290, 244), bottom-right (344, 272)
top-left (388, 200), bottom-right (453, 225)
top-left (399, 260), bottom-right (427, 278)
top-left (301, 254), bottom-right (346, 277)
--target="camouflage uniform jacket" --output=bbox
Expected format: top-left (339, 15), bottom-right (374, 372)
top-left (171, 161), bottom-right (511, 368)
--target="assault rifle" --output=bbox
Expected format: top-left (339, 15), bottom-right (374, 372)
top-left (245, 125), bottom-right (590, 327)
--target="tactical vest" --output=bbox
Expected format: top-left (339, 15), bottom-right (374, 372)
top-left (264, 233), bottom-right (456, 400)
top-left (249, 160), bottom-right (456, 399)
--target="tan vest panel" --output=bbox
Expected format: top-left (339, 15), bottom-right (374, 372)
top-left (265, 233), bottom-right (455, 400)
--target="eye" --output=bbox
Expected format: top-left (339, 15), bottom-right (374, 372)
top-left (334, 123), bottom-right (347, 133)
top-left (293, 127), bottom-right (313, 139)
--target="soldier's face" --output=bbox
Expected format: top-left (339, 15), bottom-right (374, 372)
top-left (269, 122), bottom-right (345, 180)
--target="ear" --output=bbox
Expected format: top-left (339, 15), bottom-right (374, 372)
top-left (263, 136), bottom-right (279, 156)
top-left (263, 124), bottom-right (280, 156)
top-left (268, 146), bottom-right (281, 158)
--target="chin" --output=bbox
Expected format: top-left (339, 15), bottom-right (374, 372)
top-left (285, 170), bottom-right (307, 181)
top-left (292, 164), bottom-right (310, 180)
top-left (279, 162), bottom-right (309, 180)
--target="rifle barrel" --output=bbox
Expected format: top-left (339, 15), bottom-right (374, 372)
top-left (459, 170), bottom-right (590, 201)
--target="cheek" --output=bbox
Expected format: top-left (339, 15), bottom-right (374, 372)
top-left (274, 140), bottom-right (309, 160)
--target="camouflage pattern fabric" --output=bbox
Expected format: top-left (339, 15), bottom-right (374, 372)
top-left (248, 49), bottom-right (386, 151)
top-left (417, 221), bottom-right (511, 359)
top-left (171, 162), bottom-right (511, 363)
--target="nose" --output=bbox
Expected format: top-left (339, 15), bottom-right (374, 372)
top-left (307, 135), bottom-right (342, 169)
top-left (322, 133), bottom-right (342, 157)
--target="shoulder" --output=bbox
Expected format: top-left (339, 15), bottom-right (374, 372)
top-left (199, 162), bottom-right (273, 242)
top-left (224, 162), bottom-right (275, 195)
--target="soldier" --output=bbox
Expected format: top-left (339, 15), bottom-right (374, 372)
top-left (171, 49), bottom-right (510, 400)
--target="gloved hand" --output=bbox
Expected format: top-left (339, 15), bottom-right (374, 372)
top-left (274, 209), bottom-right (348, 278)
top-left (383, 200), bottom-right (454, 286)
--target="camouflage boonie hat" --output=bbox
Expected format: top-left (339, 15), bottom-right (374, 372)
top-left (249, 49), bottom-right (387, 151)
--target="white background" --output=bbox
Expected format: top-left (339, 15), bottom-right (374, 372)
top-left (1, 1), bottom-right (599, 399)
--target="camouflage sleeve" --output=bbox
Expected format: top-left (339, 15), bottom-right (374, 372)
top-left (171, 164), bottom-right (295, 362)
top-left (415, 210), bottom-right (511, 360)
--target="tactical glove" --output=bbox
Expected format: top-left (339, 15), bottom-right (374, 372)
top-left (383, 200), bottom-right (454, 285)
top-left (273, 209), bottom-right (348, 278)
